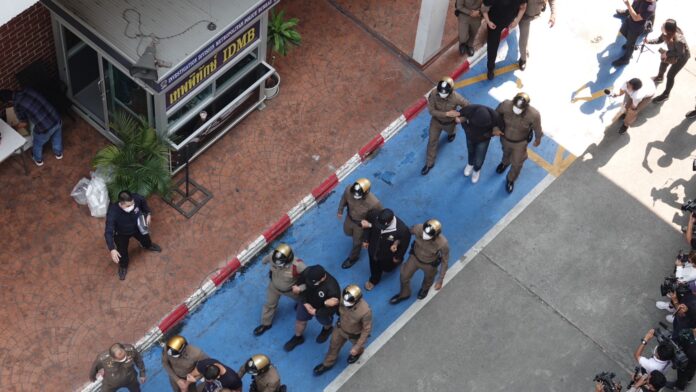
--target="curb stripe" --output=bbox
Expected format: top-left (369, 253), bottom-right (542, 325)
top-left (263, 214), bottom-right (292, 243)
top-left (158, 304), bottom-right (189, 333)
top-left (311, 174), bottom-right (339, 202)
top-left (402, 97), bottom-right (427, 122)
top-left (358, 134), bottom-right (385, 161)
top-left (211, 257), bottom-right (242, 286)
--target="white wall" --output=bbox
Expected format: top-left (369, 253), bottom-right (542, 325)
top-left (0, 0), bottom-right (37, 26)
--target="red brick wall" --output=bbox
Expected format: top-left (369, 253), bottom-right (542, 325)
top-left (0, 2), bottom-right (56, 91)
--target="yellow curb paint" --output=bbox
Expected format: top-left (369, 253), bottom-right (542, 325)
top-left (516, 78), bottom-right (523, 89)
top-left (527, 146), bottom-right (577, 177)
top-left (453, 63), bottom-right (519, 88)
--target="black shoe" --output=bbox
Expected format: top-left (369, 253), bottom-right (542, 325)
top-left (618, 113), bottom-right (626, 121)
top-left (313, 363), bottom-right (333, 375)
top-left (652, 76), bottom-right (664, 84)
top-left (467, 45), bottom-right (475, 57)
top-left (487, 69), bottom-right (495, 80)
top-left (421, 165), bottom-right (432, 175)
top-left (495, 163), bottom-right (508, 174)
top-left (146, 243), bottom-right (162, 252)
top-left (518, 59), bottom-right (526, 71)
top-left (347, 352), bottom-right (363, 364)
top-left (389, 294), bottom-right (408, 305)
top-left (341, 257), bottom-right (358, 269)
top-left (316, 326), bottom-right (333, 343)
top-left (447, 133), bottom-right (456, 143)
top-left (653, 94), bottom-right (669, 103)
top-left (253, 324), bottom-right (272, 336)
top-left (118, 267), bottom-right (127, 280)
top-left (618, 124), bottom-right (628, 134)
top-left (417, 288), bottom-right (429, 300)
top-left (686, 110), bottom-right (696, 119)
top-left (458, 43), bottom-right (466, 55)
top-left (612, 58), bottom-right (629, 67)
top-left (506, 180), bottom-right (514, 194)
top-left (283, 335), bottom-right (305, 352)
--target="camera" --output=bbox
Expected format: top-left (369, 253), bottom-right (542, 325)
top-left (660, 277), bottom-right (690, 297)
top-left (594, 372), bottom-right (620, 392)
top-left (682, 199), bottom-right (696, 213)
top-left (655, 322), bottom-right (689, 371)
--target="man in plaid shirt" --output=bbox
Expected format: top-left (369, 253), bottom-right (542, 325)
top-left (0, 88), bottom-right (62, 166)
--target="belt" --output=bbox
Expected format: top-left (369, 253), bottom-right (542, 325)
top-left (413, 253), bottom-right (436, 266)
top-left (337, 322), bottom-right (361, 340)
top-left (502, 135), bottom-right (529, 143)
top-left (272, 283), bottom-right (292, 293)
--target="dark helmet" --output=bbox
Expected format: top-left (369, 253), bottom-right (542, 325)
top-left (271, 243), bottom-right (294, 266)
top-left (351, 178), bottom-right (371, 199)
top-left (512, 92), bottom-right (530, 111)
top-left (165, 335), bottom-right (187, 357)
top-left (342, 284), bottom-right (363, 307)
top-left (376, 208), bottom-right (395, 230)
top-left (245, 354), bottom-right (271, 375)
top-left (436, 77), bottom-right (454, 96)
top-left (422, 219), bottom-right (442, 239)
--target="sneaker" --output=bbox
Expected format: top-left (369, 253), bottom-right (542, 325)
top-left (653, 94), bottom-right (669, 103)
top-left (472, 170), bottom-right (480, 183)
top-left (463, 164), bottom-right (474, 177)
top-left (666, 314), bottom-right (675, 323)
top-left (55, 153), bottom-right (63, 160)
top-left (316, 326), bottom-right (333, 343)
top-left (283, 335), bottom-right (305, 352)
top-left (656, 301), bottom-right (674, 311)
top-left (687, 110), bottom-right (696, 119)
top-left (33, 158), bottom-right (44, 166)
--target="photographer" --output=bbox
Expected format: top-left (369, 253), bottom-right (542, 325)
top-left (685, 214), bottom-right (696, 250)
top-left (634, 329), bottom-right (674, 374)
top-left (675, 251), bottom-right (696, 283)
top-left (672, 329), bottom-right (696, 390)
top-left (665, 288), bottom-right (696, 338)
top-left (626, 370), bottom-right (667, 391)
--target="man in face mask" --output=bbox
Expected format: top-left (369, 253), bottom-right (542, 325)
top-left (284, 265), bottom-right (341, 352)
top-left (337, 178), bottom-right (383, 269)
top-left (238, 354), bottom-right (285, 392)
top-left (161, 335), bottom-right (208, 392)
top-left (361, 208), bottom-right (411, 290)
top-left (390, 219), bottom-right (450, 304)
top-left (253, 243), bottom-right (307, 336)
top-left (104, 190), bottom-right (162, 280)
top-left (314, 284), bottom-right (373, 375)
top-left (89, 343), bottom-right (146, 392)
top-left (422, 77), bottom-right (470, 175)
top-left (494, 92), bottom-right (543, 194)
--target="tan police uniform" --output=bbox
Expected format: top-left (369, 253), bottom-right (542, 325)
top-left (426, 91), bottom-right (470, 167)
top-left (337, 186), bottom-right (383, 262)
top-left (238, 364), bottom-right (281, 392)
top-left (519, 0), bottom-right (556, 62)
top-left (89, 344), bottom-right (145, 392)
top-left (162, 344), bottom-right (208, 392)
top-left (260, 254), bottom-right (307, 326)
top-left (496, 99), bottom-right (543, 182)
top-left (456, 0), bottom-right (483, 50)
top-left (398, 224), bottom-right (450, 298)
top-left (322, 299), bottom-right (373, 367)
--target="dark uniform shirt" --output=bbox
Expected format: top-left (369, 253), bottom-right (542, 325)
top-left (647, 29), bottom-right (690, 63)
top-left (496, 100), bottom-right (543, 143)
top-left (104, 193), bottom-right (151, 250)
top-left (482, 0), bottom-right (528, 26)
top-left (362, 212), bottom-right (411, 262)
top-left (298, 270), bottom-right (340, 319)
top-left (89, 344), bottom-right (145, 388)
top-left (459, 104), bottom-right (505, 143)
top-left (625, 0), bottom-right (655, 33)
top-left (196, 359), bottom-right (242, 391)
top-left (13, 88), bottom-right (61, 133)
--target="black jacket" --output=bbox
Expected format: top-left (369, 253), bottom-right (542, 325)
top-left (104, 193), bottom-right (151, 250)
top-left (298, 271), bottom-right (340, 319)
top-left (459, 104), bottom-right (505, 143)
top-left (362, 212), bottom-right (411, 264)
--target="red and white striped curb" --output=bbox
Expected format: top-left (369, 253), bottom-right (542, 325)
top-left (80, 29), bottom-right (507, 392)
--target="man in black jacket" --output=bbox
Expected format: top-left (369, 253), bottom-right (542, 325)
top-left (105, 191), bottom-right (161, 280)
top-left (458, 104), bottom-right (505, 183)
top-left (284, 265), bottom-right (340, 352)
top-left (361, 208), bottom-right (411, 291)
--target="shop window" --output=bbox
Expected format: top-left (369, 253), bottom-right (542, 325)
top-left (215, 52), bottom-right (257, 93)
top-left (167, 85), bottom-right (213, 131)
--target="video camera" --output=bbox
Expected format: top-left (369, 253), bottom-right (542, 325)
top-left (594, 372), bottom-right (621, 392)
top-left (682, 199), bottom-right (696, 214)
top-left (660, 277), bottom-right (690, 298)
top-left (677, 249), bottom-right (690, 264)
top-left (655, 322), bottom-right (689, 371)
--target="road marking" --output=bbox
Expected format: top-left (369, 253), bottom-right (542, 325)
top-left (571, 82), bottom-right (613, 103)
top-left (516, 77), bottom-right (524, 89)
top-left (453, 63), bottom-right (519, 88)
top-left (527, 145), bottom-right (577, 177)
top-left (324, 174), bottom-right (556, 392)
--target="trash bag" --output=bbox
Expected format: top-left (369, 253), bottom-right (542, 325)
top-left (86, 172), bottom-right (109, 218)
top-left (70, 178), bottom-right (90, 205)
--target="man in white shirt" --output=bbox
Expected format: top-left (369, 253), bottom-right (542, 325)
top-left (634, 328), bottom-right (674, 374)
top-left (612, 77), bottom-right (656, 134)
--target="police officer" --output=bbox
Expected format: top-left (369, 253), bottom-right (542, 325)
top-left (238, 354), bottom-right (286, 392)
top-left (518, 0), bottom-right (556, 70)
top-left (390, 219), bottom-right (450, 304)
top-left (337, 178), bottom-right (383, 269)
top-left (455, 0), bottom-right (483, 57)
top-left (162, 335), bottom-right (209, 392)
top-left (361, 208), bottom-right (411, 290)
top-left (314, 285), bottom-right (373, 375)
top-left (495, 92), bottom-right (543, 194)
top-left (89, 343), bottom-right (146, 392)
top-left (253, 244), bottom-right (307, 336)
top-left (284, 265), bottom-right (341, 352)
top-left (421, 77), bottom-right (470, 175)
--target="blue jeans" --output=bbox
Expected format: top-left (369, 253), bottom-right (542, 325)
top-left (465, 137), bottom-right (491, 171)
top-left (32, 122), bottom-right (63, 161)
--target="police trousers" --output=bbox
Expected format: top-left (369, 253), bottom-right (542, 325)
top-left (458, 14), bottom-right (481, 48)
top-left (398, 254), bottom-right (437, 298)
top-left (343, 217), bottom-right (364, 262)
top-left (501, 138), bottom-right (528, 182)
top-left (323, 328), bottom-right (362, 367)
top-left (261, 283), bottom-right (300, 326)
top-left (426, 119), bottom-right (456, 166)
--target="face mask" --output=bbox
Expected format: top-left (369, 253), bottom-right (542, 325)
top-left (352, 194), bottom-right (362, 199)
top-left (512, 107), bottom-right (524, 115)
top-left (167, 349), bottom-right (181, 358)
top-left (114, 355), bottom-right (128, 363)
top-left (422, 232), bottom-right (433, 241)
top-left (343, 300), bottom-right (355, 307)
top-left (438, 92), bottom-right (449, 99)
top-left (121, 204), bottom-right (135, 212)
top-left (273, 260), bottom-right (288, 268)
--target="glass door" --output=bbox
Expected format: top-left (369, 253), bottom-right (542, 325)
top-left (62, 26), bottom-right (106, 127)
top-left (102, 60), bottom-right (153, 136)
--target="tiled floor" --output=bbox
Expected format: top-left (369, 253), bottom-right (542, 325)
top-left (0, 0), bottom-right (466, 390)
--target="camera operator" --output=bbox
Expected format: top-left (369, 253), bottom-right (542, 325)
top-left (675, 251), bottom-right (696, 283)
top-left (626, 370), bottom-right (667, 391)
top-left (685, 214), bottom-right (696, 250)
top-left (671, 329), bottom-right (696, 391)
top-left (664, 287), bottom-right (696, 339)
top-left (634, 329), bottom-right (674, 373)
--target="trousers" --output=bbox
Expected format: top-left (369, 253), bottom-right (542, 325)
top-left (501, 139), bottom-right (528, 182)
top-left (657, 55), bottom-right (689, 96)
top-left (343, 218), bottom-right (364, 262)
top-left (398, 254), bottom-right (437, 298)
top-left (114, 232), bottom-right (152, 269)
top-left (260, 283), bottom-right (300, 326)
top-left (486, 24), bottom-right (506, 71)
top-left (458, 14), bottom-right (481, 48)
top-left (32, 122), bottom-right (63, 161)
top-left (322, 328), bottom-right (362, 367)
top-left (466, 137), bottom-right (491, 171)
top-left (425, 119), bottom-right (456, 166)
top-left (518, 13), bottom-right (540, 61)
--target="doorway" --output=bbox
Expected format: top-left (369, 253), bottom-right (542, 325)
top-left (62, 26), bottom-right (106, 127)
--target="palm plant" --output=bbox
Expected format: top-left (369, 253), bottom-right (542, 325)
top-left (93, 112), bottom-right (172, 201)
top-left (267, 9), bottom-right (301, 57)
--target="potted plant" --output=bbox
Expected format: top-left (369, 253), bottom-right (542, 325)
top-left (265, 9), bottom-right (301, 99)
top-left (93, 112), bottom-right (172, 201)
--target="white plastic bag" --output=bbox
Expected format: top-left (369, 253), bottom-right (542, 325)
top-left (70, 178), bottom-right (90, 205)
top-left (86, 172), bottom-right (109, 218)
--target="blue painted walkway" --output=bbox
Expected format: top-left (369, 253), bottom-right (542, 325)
top-left (135, 30), bottom-right (608, 391)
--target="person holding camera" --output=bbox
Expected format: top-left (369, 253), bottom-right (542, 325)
top-left (671, 329), bottom-right (696, 391)
top-left (685, 214), bottom-right (696, 250)
top-left (634, 329), bottom-right (674, 374)
top-left (625, 370), bottom-right (667, 391)
top-left (663, 287), bottom-right (696, 338)
top-left (645, 19), bottom-right (690, 104)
